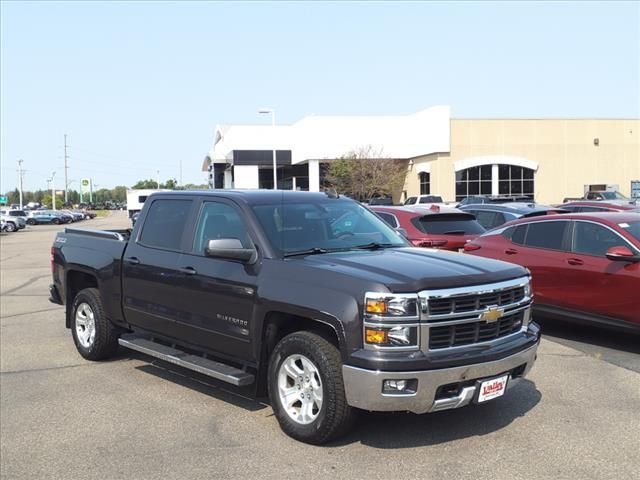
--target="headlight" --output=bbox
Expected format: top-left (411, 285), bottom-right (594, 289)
top-left (364, 293), bottom-right (418, 318)
top-left (363, 292), bottom-right (420, 351)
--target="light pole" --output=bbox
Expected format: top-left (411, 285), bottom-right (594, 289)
top-left (49, 172), bottom-right (56, 210)
top-left (17, 159), bottom-right (25, 209)
top-left (258, 108), bottom-right (277, 190)
top-left (156, 170), bottom-right (160, 189)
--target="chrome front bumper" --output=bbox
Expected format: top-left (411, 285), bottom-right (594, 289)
top-left (342, 342), bottom-right (538, 414)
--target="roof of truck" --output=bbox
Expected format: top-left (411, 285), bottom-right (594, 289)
top-left (152, 189), bottom-right (349, 205)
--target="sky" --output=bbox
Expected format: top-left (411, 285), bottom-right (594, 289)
top-left (1, 0), bottom-right (639, 192)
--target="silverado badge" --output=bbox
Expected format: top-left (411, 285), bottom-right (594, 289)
top-left (480, 306), bottom-right (504, 323)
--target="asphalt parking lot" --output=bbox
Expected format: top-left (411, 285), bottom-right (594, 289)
top-left (1, 211), bottom-right (639, 480)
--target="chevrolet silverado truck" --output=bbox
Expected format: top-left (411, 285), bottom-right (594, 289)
top-left (50, 190), bottom-right (540, 444)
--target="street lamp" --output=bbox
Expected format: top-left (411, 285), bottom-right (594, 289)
top-left (48, 172), bottom-right (56, 210)
top-left (258, 108), bottom-right (277, 190)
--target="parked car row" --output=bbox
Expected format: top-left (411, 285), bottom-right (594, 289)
top-left (369, 199), bottom-right (639, 332)
top-left (0, 208), bottom-right (96, 231)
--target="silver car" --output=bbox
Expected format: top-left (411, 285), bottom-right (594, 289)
top-left (0, 210), bottom-right (27, 231)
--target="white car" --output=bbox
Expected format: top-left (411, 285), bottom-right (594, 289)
top-left (403, 195), bottom-right (453, 208)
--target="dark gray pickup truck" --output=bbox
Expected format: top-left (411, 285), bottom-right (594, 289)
top-left (50, 190), bottom-right (540, 444)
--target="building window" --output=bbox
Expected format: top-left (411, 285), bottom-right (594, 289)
top-left (455, 166), bottom-right (492, 201)
top-left (498, 165), bottom-right (534, 197)
top-left (419, 172), bottom-right (430, 195)
top-left (455, 164), bottom-right (535, 201)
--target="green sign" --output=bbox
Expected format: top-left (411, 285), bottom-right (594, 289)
top-left (80, 178), bottom-right (92, 194)
top-left (0, 196), bottom-right (7, 205)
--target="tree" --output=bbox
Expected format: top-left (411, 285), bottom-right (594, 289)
top-left (131, 178), bottom-right (178, 189)
top-left (325, 146), bottom-right (408, 202)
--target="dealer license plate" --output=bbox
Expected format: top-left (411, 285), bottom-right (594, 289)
top-left (476, 374), bottom-right (509, 403)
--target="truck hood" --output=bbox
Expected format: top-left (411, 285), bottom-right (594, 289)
top-left (287, 247), bottom-right (527, 292)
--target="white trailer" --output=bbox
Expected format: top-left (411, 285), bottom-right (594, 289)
top-left (126, 189), bottom-right (167, 218)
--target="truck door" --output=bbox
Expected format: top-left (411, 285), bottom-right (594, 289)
top-left (171, 199), bottom-right (258, 360)
top-left (122, 198), bottom-right (196, 338)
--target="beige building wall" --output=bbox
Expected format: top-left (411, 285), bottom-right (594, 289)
top-left (406, 119), bottom-right (640, 204)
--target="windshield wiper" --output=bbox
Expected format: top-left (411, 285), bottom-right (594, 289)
top-left (283, 247), bottom-right (329, 257)
top-left (350, 242), bottom-right (398, 250)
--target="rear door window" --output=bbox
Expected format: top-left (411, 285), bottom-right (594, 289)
top-left (523, 221), bottom-right (569, 251)
top-left (139, 199), bottom-right (193, 251)
top-left (411, 214), bottom-right (485, 235)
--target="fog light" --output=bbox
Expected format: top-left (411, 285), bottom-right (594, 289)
top-left (382, 379), bottom-right (417, 395)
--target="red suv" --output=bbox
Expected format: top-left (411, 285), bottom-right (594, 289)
top-left (370, 205), bottom-right (485, 251)
top-left (464, 213), bottom-right (640, 331)
top-left (560, 201), bottom-right (640, 213)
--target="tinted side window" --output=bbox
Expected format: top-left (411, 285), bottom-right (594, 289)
top-left (139, 199), bottom-right (192, 250)
top-left (578, 206), bottom-right (608, 213)
top-left (376, 212), bottom-right (398, 228)
top-left (472, 211), bottom-right (497, 229)
top-left (524, 221), bottom-right (568, 250)
top-left (573, 221), bottom-right (626, 257)
top-left (404, 197), bottom-right (417, 205)
top-left (511, 225), bottom-right (527, 245)
top-left (193, 202), bottom-right (251, 254)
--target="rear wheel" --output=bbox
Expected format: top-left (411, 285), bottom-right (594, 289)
top-left (268, 331), bottom-right (356, 444)
top-left (26, 218), bottom-right (36, 225)
top-left (71, 288), bottom-right (120, 361)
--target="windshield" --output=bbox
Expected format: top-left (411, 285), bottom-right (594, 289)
top-left (252, 199), bottom-right (407, 256)
top-left (618, 221), bottom-right (640, 242)
top-left (411, 214), bottom-right (486, 235)
top-left (601, 191), bottom-right (628, 200)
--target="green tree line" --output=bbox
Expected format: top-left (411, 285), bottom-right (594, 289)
top-left (2, 179), bottom-right (208, 207)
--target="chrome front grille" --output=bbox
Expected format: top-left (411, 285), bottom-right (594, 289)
top-left (428, 311), bottom-right (525, 349)
top-left (428, 286), bottom-right (525, 318)
top-left (418, 277), bottom-right (532, 351)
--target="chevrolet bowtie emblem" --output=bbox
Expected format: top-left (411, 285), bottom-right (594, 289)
top-left (480, 306), bottom-right (504, 323)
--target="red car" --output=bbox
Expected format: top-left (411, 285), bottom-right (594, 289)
top-left (370, 205), bottom-right (485, 251)
top-left (560, 200), bottom-right (640, 213)
top-left (464, 212), bottom-right (640, 331)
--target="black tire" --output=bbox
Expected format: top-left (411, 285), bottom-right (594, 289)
top-left (51, 218), bottom-right (60, 225)
top-left (5, 222), bottom-right (16, 232)
top-left (71, 288), bottom-right (120, 361)
top-left (26, 218), bottom-right (36, 225)
top-left (268, 331), bottom-right (356, 444)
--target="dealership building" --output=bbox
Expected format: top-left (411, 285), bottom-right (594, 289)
top-left (202, 106), bottom-right (640, 204)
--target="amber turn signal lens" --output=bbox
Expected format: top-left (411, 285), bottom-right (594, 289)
top-left (365, 328), bottom-right (388, 344)
top-left (366, 299), bottom-right (387, 314)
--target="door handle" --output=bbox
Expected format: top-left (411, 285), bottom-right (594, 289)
top-left (504, 248), bottom-right (518, 255)
top-left (566, 258), bottom-right (584, 266)
top-left (125, 256), bottom-right (141, 265)
top-left (178, 266), bottom-right (197, 275)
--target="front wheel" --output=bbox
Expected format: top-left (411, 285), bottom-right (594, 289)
top-left (268, 331), bottom-right (356, 444)
top-left (71, 288), bottom-right (120, 361)
top-left (26, 218), bottom-right (36, 225)
top-left (51, 218), bottom-right (60, 225)
top-left (5, 222), bottom-right (16, 232)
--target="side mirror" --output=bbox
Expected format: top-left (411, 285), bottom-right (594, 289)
top-left (205, 238), bottom-right (257, 264)
top-left (605, 246), bottom-right (640, 263)
top-left (396, 228), bottom-right (408, 238)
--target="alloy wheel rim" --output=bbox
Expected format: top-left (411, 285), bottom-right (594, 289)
top-left (75, 302), bottom-right (96, 348)
top-left (277, 354), bottom-right (323, 425)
